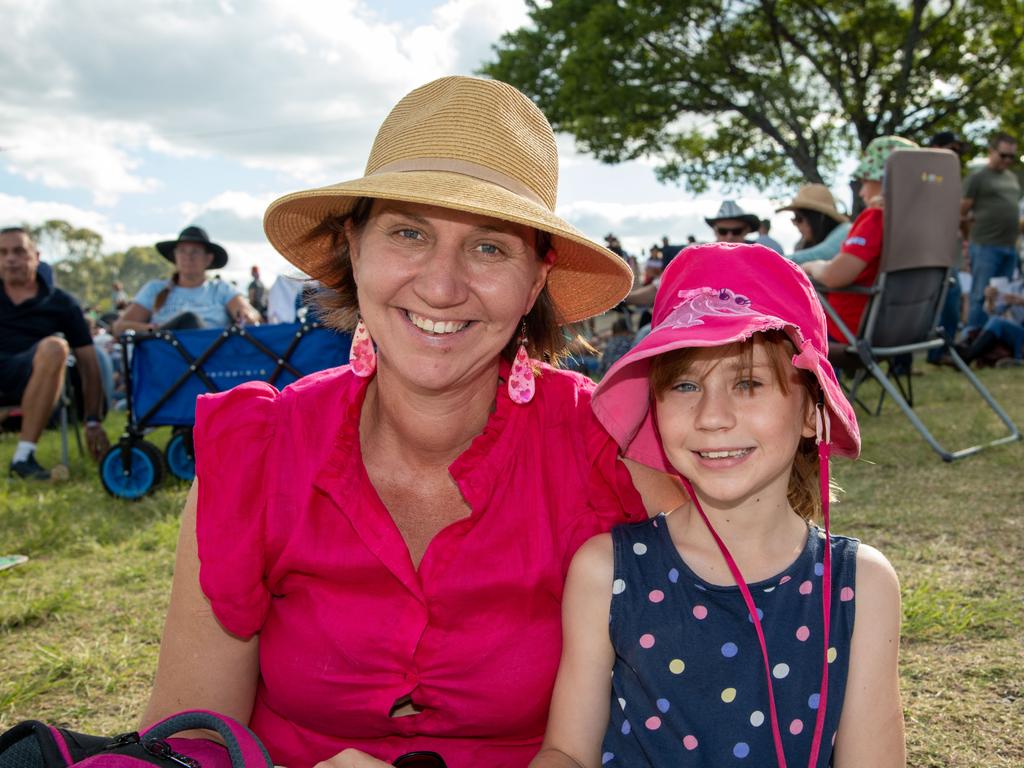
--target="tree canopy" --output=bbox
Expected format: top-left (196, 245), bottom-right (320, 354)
top-left (482, 0), bottom-right (1024, 193)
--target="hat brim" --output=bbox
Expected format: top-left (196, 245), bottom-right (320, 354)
top-left (263, 170), bottom-right (633, 324)
top-left (775, 202), bottom-right (848, 223)
top-left (156, 239), bottom-right (228, 270)
top-left (704, 214), bottom-right (760, 231)
top-left (592, 314), bottom-right (860, 474)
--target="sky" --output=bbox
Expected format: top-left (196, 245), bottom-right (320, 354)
top-left (1, 0), bottom-right (851, 290)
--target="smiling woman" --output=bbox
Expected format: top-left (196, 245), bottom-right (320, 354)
top-left (140, 76), bottom-right (683, 768)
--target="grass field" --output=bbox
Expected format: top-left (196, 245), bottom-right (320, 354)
top-left (1, 364), bottom-right (1022, 766)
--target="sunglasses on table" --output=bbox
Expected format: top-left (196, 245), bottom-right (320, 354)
top-left (393, 751), bottom-right (447, 768)
top-left (714, 226), bottom-right (749, 237)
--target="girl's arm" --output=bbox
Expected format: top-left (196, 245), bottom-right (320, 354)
top-left (142, 482), bottom-right (260, 727)
top-left (832, 543), bottom-right (906, 768)
top-left (531, 535), bottom-right (617, 768)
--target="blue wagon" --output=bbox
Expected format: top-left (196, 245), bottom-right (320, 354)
top-left (101, 322), bottom-right (350, 499)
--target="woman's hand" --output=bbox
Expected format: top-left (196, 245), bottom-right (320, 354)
top-left (313, 749), bottom-right (393, 768)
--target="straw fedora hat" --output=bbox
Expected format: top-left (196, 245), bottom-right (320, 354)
top-left (263, 76), bottom-right (633, 323)
top-left (776, 184), bottom-right (849, 223)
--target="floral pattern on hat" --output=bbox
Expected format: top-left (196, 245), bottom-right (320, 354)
top-left (852, 136), bottom-right (918, 181)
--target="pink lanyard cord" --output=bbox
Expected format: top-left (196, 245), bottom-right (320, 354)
top-left (678, 405), bottom-right (833, 768)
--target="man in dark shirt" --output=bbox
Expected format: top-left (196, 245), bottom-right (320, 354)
top-left (0, 227), bottom-right (110, 478)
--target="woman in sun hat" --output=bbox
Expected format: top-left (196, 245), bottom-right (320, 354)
top-left (113, 226), bottom-right (261, 333)
top-left (142, 76), bottom-right (683, 768)
top-left (800, 136), bottom-right (917, 341)
top-left (777, 184), bottom-right (851, 265)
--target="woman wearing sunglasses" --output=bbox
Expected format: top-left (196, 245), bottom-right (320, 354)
top-left (777, 185), bottom-right (851, 265)
top-left (140, 77), bottom-right (682, 768)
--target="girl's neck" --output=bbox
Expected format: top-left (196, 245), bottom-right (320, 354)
top-left (359, 358), bottom-right (500, 469)
top-left (666, 492), bottom-right (809, 586)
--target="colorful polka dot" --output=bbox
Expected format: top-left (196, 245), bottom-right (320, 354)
top-left (621, 720), bottom-right (631, 735)
top-left (827, 647), bottom-right (838, 664)
top-left (645, 716), bottom-right (662, 730)
top-left (601, 753), bottom-right (613, 765)
top-left (683, 735), bottom-right (698, 751)
top-left (618, 697), bottom-right (626, 710)
top-left (733, 742), bottom-right (750, 758)
top-left (795, 625), bottom-right (810, 642)
top-left (790, 719), bottom-right (804, 735)
top-left (669, 658), bottom-right (685, 674)
top-left (639, 633), bottom-right (655, 649)
top-left (668, 567), bottom-right (679, 583)
top-left (779, 575), bottom-right (792, 585)
top-left (840, 586), bottom-right (855, 601)
top-left (747, 608), bottom-right (764, 622)
top-left (721, 641), bottom-right (738, 658)
top-left (694, 583), bottom-right (708, 591)
top-left (612, 579), bottom-right (626, 595)
top-left (814, 562), bottom-right (825, 576)
top-left (808, 693), bottom-right (820, 710)
top-left (692, 605), bottom-right (708, 620)
top-left (763, 586), bottom-right (776, 593)
top-left (656, 698), bottom-right (670, 713)
top-left (633, 542), bottom-right (648, 555)
top-left (721, 687), bottom-right (737, 703)
top-left (773, 663), bottom-right (790, 679)
top-left (649, 589), bottom-right (665, 603)
top-left (798, 580), bottom-right (813, 595)
top-left (749, 710), bottom-right (765, 727)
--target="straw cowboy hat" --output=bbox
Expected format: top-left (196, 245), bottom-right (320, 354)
top-left (156, 226), bottom-right (229, 270)
top-left (263, 76), bottom-right (633, 324)
top-left (776, 184), bottom-right (849, 223)
top-left (703, 200), bottom-right (761, 231)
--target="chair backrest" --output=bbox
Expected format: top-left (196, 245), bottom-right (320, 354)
top-left (861, 149), bottom-right (961, 347)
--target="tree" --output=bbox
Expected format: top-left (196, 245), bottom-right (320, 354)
top-left (482, 0), bottom-right (1024, 193)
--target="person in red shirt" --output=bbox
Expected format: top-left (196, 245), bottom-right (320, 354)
top-left (801, 136), bottom-right (917, 341)
top-left (141, 77), bottom-right (683, 768)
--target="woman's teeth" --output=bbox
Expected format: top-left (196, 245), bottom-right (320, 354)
top-left (698, 448), bottom-right (752, 459)
top-left (407, 311), bottom-right (469, 335)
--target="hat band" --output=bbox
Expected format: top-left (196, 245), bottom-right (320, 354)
top-left (369, 157), bottom-right (548, 209)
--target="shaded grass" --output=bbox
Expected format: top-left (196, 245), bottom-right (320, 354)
top-left (1, 366), bottom-right (1022, 763)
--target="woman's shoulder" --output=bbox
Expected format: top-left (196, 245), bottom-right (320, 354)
top-left (536, 363), bottom-right (597, 407)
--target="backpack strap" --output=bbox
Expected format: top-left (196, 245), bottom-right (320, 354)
top-left (140, 712), bottom-right (272, 768)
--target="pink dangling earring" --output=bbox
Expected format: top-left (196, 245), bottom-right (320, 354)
top-left (508, 319), bottom-right (535, 404)
top-left (350, 315), bottom-right (377, 378)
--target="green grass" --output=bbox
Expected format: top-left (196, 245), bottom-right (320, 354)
top-left (1, 366), bottom-right (1022, 765)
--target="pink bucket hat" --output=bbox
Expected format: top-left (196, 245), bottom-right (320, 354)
top-left (593, 242), bottom-right (860, 472)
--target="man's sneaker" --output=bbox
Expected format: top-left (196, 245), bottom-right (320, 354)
top-left (994, 357), bottom-right (1023, 369)
top-left (9, 453), bottom-right (50, 480)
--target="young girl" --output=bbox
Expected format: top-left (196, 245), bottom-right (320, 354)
top-left (533, 243), bottom-right (905, 768)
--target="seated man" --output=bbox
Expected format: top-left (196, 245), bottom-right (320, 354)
top-left (0, 227), bottom-right (110, 479)
top-left (956, 279), bottom-right (1024, 367)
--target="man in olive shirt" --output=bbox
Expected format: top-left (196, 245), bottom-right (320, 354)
top-left (961, 132), bottom-right (1021, 330)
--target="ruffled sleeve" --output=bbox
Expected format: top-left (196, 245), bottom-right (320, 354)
top-left (193, 380), bottom-right (279, 638)
top-left (561, 390), bottom-right (647, 573)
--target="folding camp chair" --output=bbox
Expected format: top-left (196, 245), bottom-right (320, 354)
top-left (100, 321), bottom-right (351, 498)
top-left (818, 148), bottom-right (1020, 462)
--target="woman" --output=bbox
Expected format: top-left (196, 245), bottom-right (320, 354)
top-left (113, 227), bottom-right (260, 333)
top-left (801, 136), bottom-right (917, 341)
top-left (142, 76), bottom-right (682, 768)
top-left (778, 184), bottom-right (851, 265)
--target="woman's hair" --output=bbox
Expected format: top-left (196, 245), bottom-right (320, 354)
top-left (648, 330), bottom-right (832, 521)
top-left (307, 197), bottom-right (576, 364)
top-left (154, 273), bottom-right (180, 312)
top-left (797, 209), bottom-right (841, 248)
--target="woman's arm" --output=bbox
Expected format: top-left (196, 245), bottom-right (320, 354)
top-left (831, 544), bottom-right (906, 768)
top-left (142, 481), bottom-right (260, 726)
top-left (531, 535), bottom-right (617, 768)
top-left (801, 251), bottom-right (869, 289)
top-left (227, 294), bottom-right (262, 326)
top-left (788, 224), bottom-right (851, 265)
top-left (112, 302), bottom-right (156, 335)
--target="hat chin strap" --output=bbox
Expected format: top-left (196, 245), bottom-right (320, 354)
top-left (678, 403), bottom-right (833, 768)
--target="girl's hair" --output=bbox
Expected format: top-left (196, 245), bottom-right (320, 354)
top-left (306, 197), bottom-right (579, 365)
top-left (797, 208), bottom-right (841, 248)
top-left (649, 330), bottom-right (830, 521)
top-left (154, 273), bottom-right (180, 312)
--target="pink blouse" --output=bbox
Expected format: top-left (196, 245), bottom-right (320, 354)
top-left (193, 362), bottom-right (645, 768)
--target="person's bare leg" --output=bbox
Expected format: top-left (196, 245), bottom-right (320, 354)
top-left (18, 337), bottom-right (69, 443)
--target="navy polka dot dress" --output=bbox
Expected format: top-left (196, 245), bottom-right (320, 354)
top-left (601, 516), bottom-right (857, 767)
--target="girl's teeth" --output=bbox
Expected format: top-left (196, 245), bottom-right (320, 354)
top-left (700, 449), bottom-right (751, 459)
